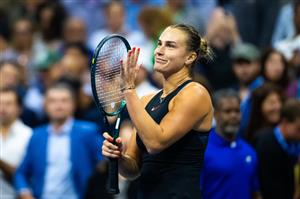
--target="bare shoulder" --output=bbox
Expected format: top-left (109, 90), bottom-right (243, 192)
top-left (179, 82), bottom-right (211, 102)
top-left (170, 82), bottom-right (213, 113)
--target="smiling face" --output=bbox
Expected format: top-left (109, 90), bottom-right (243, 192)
top-left (261, 92), bottom-right (282, 125)
top-left (264, 52), bottom-right (285, 82)
top-left (153, 27), bottom-right (196, 77)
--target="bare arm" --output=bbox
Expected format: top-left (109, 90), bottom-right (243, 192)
top-left (102, 129), bottom-right (141, 180)
top-left (102, 94), bottom-right (155, 180)
top-left (124, 83), bottom-right (212, 154)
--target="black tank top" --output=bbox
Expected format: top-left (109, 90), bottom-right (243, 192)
top-left (136, 80), bottom-right (210, 199)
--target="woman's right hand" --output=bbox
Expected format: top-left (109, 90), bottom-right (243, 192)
top-left (102, 132), bottom-right (123, 159)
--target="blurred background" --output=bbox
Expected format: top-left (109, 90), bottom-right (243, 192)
top-left (0, 0), bottom-right (299, 199)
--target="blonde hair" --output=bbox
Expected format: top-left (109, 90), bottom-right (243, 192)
top-left (170, 24), bottom-right (214, 64)
top-left (199, 37), bottom-right (214, 61)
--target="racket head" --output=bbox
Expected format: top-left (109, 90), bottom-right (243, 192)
top-left (91, 34), bottom-right (130, 117)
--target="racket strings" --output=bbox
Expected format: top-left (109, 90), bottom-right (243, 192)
top-left (94, 38), bottom-right (127, 113)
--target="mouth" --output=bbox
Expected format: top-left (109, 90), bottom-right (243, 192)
top-left (155, 57), bottom-right (168, 65)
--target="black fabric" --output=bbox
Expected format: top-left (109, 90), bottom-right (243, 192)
top-left (136, 80), bottom-right (210, 199)
top-left (255, 128), bottom-right (297, 199)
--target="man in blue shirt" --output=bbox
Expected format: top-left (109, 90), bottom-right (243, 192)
top-left (201, 89), bottom-right (261, 199)
top-left (14, 82), bottom-right (103, 199)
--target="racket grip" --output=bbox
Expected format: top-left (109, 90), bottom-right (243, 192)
top-left (107, 158), bottom-right (120, 194)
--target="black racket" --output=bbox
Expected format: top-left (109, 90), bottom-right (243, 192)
top-left (91, 34), bottom-right (130, 194)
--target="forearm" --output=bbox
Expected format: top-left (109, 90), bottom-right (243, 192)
top-left (124, 90), bottom-right (164, 152)
top-left (0, 159), bottom-right (16, 183)
top-left (119, 154), bottom-right (140, 180)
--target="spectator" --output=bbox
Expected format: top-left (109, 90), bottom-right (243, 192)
top-left (260, 48), bottom-right (296, 97)
top-left (272, 1), bottom-right (296, 45)
top-left (255, 99), bottom-right (300, 199)
top-left (246, 83), bottom-right (284, 145)
top-left (0, 9), bottom-right (15, 61)
top-left (231, 0), bottom-right (282, 47)
top-left (62, 17), bottom-right (87, 45)
top-left (60, 17), bottom-right (93, 60)
top-left (231, 43), bottom-right (264, 137)
top-left (0, 61), bottom-right (39, 127)
top-left (0, 88), bottom-right (32, 199)
top-left (23, 51), bottom-right (61, 120)
top-left (162, 0), bottom-right (208, 34)
top-left (88, 0), bottom-right (144, 51)
top-left (14, 82), bottom-right (103, 199)
top-left (0, 61), bottom-right (27, 96)
top-left (32, 1), bottom-right (67, 72)
top-left (10, 18), bottom-right (34, 70)
top-left (275, 0), bottom-right (300, 62)
top-left (137, 6), bottom-right (173, 88)
top-left (202, 7), bottom-right (240, 91)
top-left (275, 0), bottom-right (300, 99)
top-left (201, 89), bottom-right (261, 199)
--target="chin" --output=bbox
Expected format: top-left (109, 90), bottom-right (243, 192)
top-left (51, 116), bottom-right (68, 122)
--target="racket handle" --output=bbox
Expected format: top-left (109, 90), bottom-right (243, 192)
top-left (107, 158), bottom-right (120, 194)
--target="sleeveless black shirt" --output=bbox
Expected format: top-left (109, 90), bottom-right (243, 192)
top-left (136, 80), bottom-right (210, 199)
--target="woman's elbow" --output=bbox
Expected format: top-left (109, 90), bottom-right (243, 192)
top-left (146, 143), bottom-right (165, 154)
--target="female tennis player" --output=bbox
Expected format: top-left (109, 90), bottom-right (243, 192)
top-left (102, 24), bottom-right (213, 198)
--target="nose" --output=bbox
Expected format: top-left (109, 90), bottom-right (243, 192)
top-left (154, 45), bottom-right (164, 56)
top-left (274, 101), bottom-right (282, 111)
top-left (229, 110), bottom-right (241, 123)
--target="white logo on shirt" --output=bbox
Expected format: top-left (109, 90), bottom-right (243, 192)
top-left (245, 155), bottom-right (252, 163)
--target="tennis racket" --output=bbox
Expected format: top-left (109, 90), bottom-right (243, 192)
top-left (91, 34), bottom-right (131, 194)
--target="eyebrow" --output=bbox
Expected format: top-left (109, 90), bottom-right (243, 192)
top-left (158, 39), bottom-right (177, 45)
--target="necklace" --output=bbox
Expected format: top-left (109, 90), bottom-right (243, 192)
top-left (159, 78), bottom-right (192, 103)
top-left (159, 96), bottom-right (165, 104)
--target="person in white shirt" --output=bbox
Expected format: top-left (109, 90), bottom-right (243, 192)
top-left (0, 87), bottom-right (32, 199)
top-left (87, 0), bottom-right (145, 51)
top-left (275, 1), bottom-right (300, 61)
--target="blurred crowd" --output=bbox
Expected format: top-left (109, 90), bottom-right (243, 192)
top-left (0, 0), bottom-right (299, 199)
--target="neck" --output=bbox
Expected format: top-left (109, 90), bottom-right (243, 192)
top-left (0, 120), bottom-right (15, 138)
top-left (51, 118), bottom-right (69, 133)
top-left (110, 26), bottom-right (124, 34)
top-left (162, 67), bottom-right (191, 97)
top-left (215, 126), bottom-right (236, 142)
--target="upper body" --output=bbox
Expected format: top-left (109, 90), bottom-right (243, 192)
top-left (0, 88), bottom-right (33, 199)
top-left (102, 24), bottom-right (214, 198)
top-left (200, 89), bottom-right (261, 199)
top-left (231, 43), bottom-right (263, 137)
top-left (14, 83), bottom-right (103, 199)
top-left (135, 79), bottom-right (210, 199)
top-left (201, 129), bottom-right (259, 199)
top-left (272, 2), bottom-right (295, 45)
top-left (274, 1), bottom-right (300, 61)
top-left (14, 119), bottom-right (102, 199)
top-left (87, 1), bottom-right (145, 51)
top-left (255, 128), bottom-right (296, 199)
top-left (255, 99), bottom-right (300, 199)
top-left (246, 83), bottom-right (284, 145)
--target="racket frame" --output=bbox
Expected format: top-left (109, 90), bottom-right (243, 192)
top-left (90, 34), bottom-right (131, 194)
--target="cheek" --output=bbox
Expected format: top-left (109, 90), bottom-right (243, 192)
top-left (265, 65), bottom-right (284, 79)
top-left (262, 102), bottom-right (273, 117)
top-left (233, 67), bottom-right (243, 76)
top-left (262, 101), bottom-right (281, 123)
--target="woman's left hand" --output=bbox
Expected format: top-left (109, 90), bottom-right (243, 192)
top-left (121, 47), bottom-right (141, 90)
